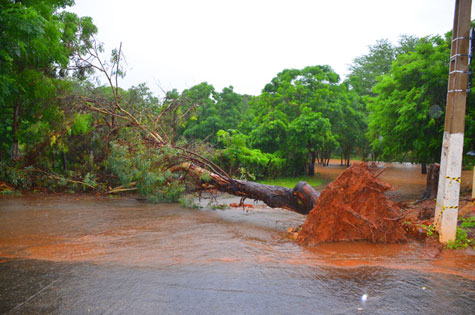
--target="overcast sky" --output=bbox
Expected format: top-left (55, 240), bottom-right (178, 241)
top-left (71, 0), bottom-right (473, 97)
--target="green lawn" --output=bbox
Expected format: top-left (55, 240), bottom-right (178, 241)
top-left (257, 176), bottom-right (323, 188)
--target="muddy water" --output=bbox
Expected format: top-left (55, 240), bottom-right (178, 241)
top-left (0, 195), bottom-right (474, 314)
top-left (316, 161), bottom-right (474, 200)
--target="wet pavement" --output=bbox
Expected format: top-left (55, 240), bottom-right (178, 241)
top-left (0, 184), bottom-right (474, 314)
top-left (1, 255), bottom-right (474, 314)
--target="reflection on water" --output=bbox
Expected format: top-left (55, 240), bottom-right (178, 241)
top-left (0, 195), bottom-right (474, 314)
top-left (315, 161), bottom-right (473, 200)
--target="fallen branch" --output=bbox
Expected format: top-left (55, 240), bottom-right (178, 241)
top-left (28, 169), bottom-right (97, 190)
top-left (106, 182), bottom-right (137, 194)
top-left (373, 166), bottom-right (387, 178)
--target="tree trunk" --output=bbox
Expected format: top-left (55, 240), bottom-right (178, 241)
top-left (11, 103), bottom-right (20, 160)
top-left (421, 163), bottom-right (427, 174)
top-left (344, 146), bottom-right (351, 167)
top-left (416, 163), bottom-right (439, 203)
top-left (221, 179), bottom-right (319, 215)
top-left (173, 163), bottom-right (320, 215)
top-left (308, 151), bottom-right (316, 176)
top-left (62, 152), bottom-right (68, 171)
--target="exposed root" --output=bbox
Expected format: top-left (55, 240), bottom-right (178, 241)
top-left (297, 163), bottom-right (407, 245)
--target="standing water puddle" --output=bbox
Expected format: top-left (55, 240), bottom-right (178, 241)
top-left (0, 191), bottom-right (474, 314)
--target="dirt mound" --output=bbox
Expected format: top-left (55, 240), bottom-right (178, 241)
top-left (297, 163), bottom-right (407, 246)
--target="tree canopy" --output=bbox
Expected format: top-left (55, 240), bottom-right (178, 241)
top-left (244, 65), bottom-right (366, 175)
top-left (367, 35), bottom-right (450, 164)
top-left (0, 0), bottom-right (97, 160)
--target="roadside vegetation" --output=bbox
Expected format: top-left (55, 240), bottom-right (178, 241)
top-left (257, 176), bottom-right (324, 189)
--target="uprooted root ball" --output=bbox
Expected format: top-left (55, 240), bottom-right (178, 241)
top-left (297, 163), bottom-right (407, 246)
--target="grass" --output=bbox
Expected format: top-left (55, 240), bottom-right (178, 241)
top-left (257, 176), bottom-right (323, 188)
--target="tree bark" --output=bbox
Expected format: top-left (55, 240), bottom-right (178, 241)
top-left (421, 163), bottom-right (427, 174)
top-left (62, 152), bottom-right (68, 171)
top-left (344, 146), bottom-right (351, 167)
top-left (308, 151), bottom-right (316, 176)
top-left (220, 179), bottom-right (320, 215)
top-left (173, 163), bottom-right (320, 214)
top-left (416, 163), bottom-right (439, 203)
top-left (11, 102), bottom-right (20, 160)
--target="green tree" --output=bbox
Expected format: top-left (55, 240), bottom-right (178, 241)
top-left (248, 109), bottom-right (289, 153)
top-left (181, 82), bottom-right (218, 143)
top-left (245, 65), bottom-right (366, 175)
top-left (347, 36), bottom-right (419, 97)
top-left (181, 83), bottom-right (248, 145)
top-left (0, 0), bottom-right (97, 160)
top-left (331, 84), bottom-right (368, 166)
top-left (347, 39), bottom-right (396, 97)
top-left (288, 107), bottom-right (335, 175)
top-left (367, 35), bottom-right (450, 165)
top-left (215, 130), bottom-right (284, 179)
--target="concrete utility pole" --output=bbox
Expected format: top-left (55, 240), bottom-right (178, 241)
top-left (435, 0), bottom-right (472, 243)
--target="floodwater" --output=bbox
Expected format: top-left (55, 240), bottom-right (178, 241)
top-left (316, 161), bottom-right (474, 201)
top-left (0, 193), bottom-right (474, 314)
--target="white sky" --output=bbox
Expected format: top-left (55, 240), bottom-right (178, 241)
top-left (71, 0), bottom-right (473, 97)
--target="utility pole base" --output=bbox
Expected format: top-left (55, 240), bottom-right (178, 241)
top-left (435, 0), bottom-right (471, 244)
top-left (436, 132), bottom-right (464, 242)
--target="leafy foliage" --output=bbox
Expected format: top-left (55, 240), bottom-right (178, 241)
top-left (446, 226), bottom-right (474, 250)
top-left (461, 216), bottom-right (475, 228)
top-left (366, 35), bottom-right (475, 164)
top-left (0, 161), bottom-right (31, 189)
top-left (71, 113), bottom-right (93, 135)
top-left (179, 83), bottom-right (250, 145)
top-left (107, 141), bottom-right (186, 202)
top-left (0, 0), bottom-right (97, 160)
top-left (243, 65), bottom-right (367, 175)
top-left (215, 130), bottom-right (284, 179)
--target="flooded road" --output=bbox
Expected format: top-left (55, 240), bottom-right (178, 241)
top-left (1, 194), bottom-right (474, 314)
top-left (316, 161), bottom-right (473, 201)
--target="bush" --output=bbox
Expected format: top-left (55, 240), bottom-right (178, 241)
top-left (0, 161), bottom-right (31, 189)
top-left (215, 130), bottom-right (285, 179)
top-left (107, 141), bottom-right (186, 202)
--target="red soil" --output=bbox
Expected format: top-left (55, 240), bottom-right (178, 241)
top-left (297, 163), bottom-right (407, 246)
top-left (229, 202), bottom-right (254, 208)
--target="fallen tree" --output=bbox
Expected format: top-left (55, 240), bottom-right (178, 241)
top-left (171, 162), bottom-right (319, 214)
top-left (70, 40), bottom-right (320, 214)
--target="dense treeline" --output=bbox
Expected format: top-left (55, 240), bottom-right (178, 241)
top-left (1, 1), bottom-right (474, 200)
